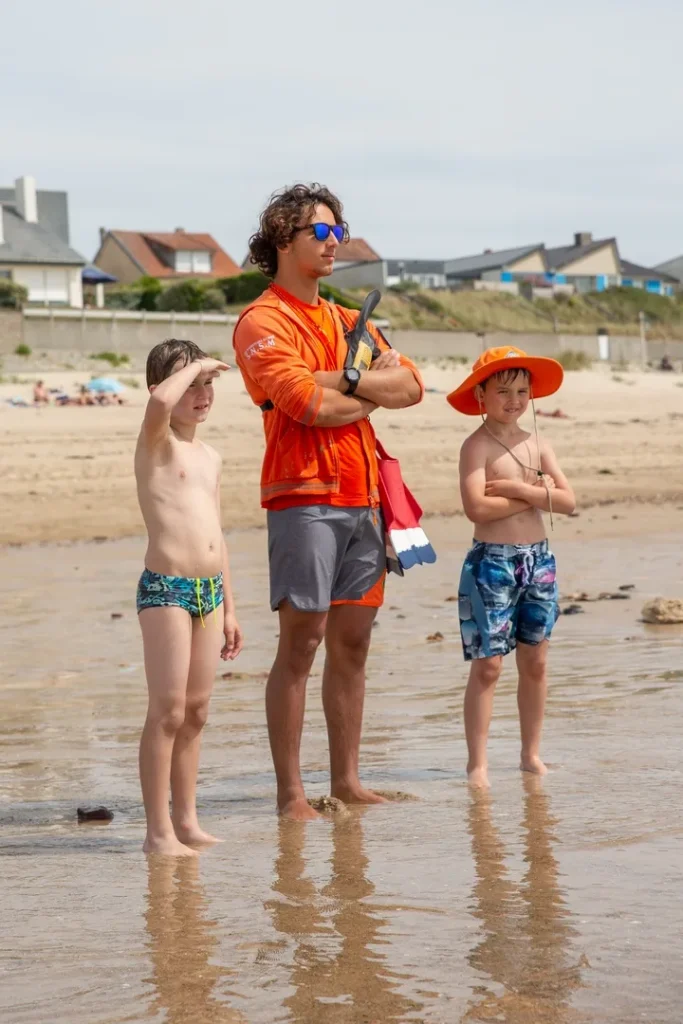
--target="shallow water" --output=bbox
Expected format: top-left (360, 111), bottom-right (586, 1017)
top-left (1, 522), bottom-right (682, 1023)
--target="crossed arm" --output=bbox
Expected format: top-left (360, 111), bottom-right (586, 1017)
top-left (313, 350), bottom-right (422, 413)
top-left (235, 314), bottom-right (422, 428)
top-left (460, 437), bottom-right (576, 523)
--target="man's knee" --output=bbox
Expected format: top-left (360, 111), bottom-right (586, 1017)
top-left (471, 656), bottom-right (502, 687)
top-left (326, 616), bottom-right (375, 670)
top-left (279, 616), bottom-right (326, 671)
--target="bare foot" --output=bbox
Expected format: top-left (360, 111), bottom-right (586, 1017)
top-left (143, 834), bottom-right (198, 857)
top-left (330, 782), bottom-right (389, 806)
top-left (467, 765), bottom-right (491, 789)
top-left (520, 755), bottom-right (548, 776)
top-left (278, 797), bottom-right (321, 821)
top-left (173, 824), bottom-right (224, 847)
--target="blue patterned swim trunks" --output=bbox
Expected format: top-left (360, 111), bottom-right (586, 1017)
top-left (458, 540), bottom-right (559, 661)
top-left (136, 569), bottom-right (224, 623)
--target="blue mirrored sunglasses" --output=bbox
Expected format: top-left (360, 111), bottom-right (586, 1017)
top-left (295, 222), bottom-right (345, 243)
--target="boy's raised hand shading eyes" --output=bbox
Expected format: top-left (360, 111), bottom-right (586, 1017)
top-left (197, 358), bottom-right (230, 375)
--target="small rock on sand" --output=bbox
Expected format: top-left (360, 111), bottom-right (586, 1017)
top-left (641, 598), bottom-right (683, 624)
top-left (427, 632), bottom-right (445, 642)
top-left (562, 604), bottom-right (584, 615)
top-left (110, 612), bottom-right (123, 620)
top-left (77, 806), bottom-right (114, 823)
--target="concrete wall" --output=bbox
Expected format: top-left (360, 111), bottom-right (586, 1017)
top-left (389, 329), bottom-right (683, 364)
top-left (2, 309), bottom-right (236, 369)
top-left (2, 307), bottom-right (682, 371)
top-left (0, 309), bottom-right (24, 355)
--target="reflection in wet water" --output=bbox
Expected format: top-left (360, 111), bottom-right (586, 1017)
top-left (266, 815), bottom-right (420, 1023)
top-left (144, 857), bottom-right (244, 1024)
top-left (1, 525), bottom-right (683, 1023)
top-left (465, 780), bottom-right (583, 1023)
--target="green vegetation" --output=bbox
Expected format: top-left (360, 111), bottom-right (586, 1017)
top-left (351, 286), bottom-right (683, 338)
top-left (215, 271), bottom-right (268, 305)
top-left (319, 282), bottom-right (364, 310)
top-left (389, 280), bottom-right (421, 293)
top-left (0, 281), bottom-right (28, 309)
top-left (119, 376), bottom-right (141, 389)
top-left (91, 351), bottom-right (130, 367)
top-left (556, 349), bottom-right (593, 371)
top-left (15, 343), bottom-right (31, 357)
top-left (157, 280), bottom-right (225, 313)
top-left (99, 274), bottom-right (683, 338)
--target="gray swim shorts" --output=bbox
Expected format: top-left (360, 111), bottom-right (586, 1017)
top-left (267, 505), bottom-right (386, 613)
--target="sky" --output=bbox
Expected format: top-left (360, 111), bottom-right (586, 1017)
top-left (2, 0), bottom-right (682, 267)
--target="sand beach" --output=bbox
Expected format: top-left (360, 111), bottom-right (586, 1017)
top-left (1, 361), bottom-right (682, 1022)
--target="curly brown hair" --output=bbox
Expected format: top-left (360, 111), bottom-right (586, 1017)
top-left (146, 338), bottom-right (208, 388)
top-left (247, 183), bottom-right (348, 278)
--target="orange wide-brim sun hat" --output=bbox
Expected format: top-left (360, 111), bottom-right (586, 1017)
top-left (447, 346), bottom-right (564, 415)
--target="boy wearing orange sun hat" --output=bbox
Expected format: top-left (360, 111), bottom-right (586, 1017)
top-left (448, 346), bottom-right (576, 789)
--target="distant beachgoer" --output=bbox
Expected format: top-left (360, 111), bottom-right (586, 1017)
top-left (33, 380), bottom-right (49, 405)
top-left (659, 355), bottom-right (674, 372)
top-left (233, 184), bottom-right (424, 820)
top-left (134, 339), bottom-right (243, 856)
top-left (449, 347), bottom-right (576, 788)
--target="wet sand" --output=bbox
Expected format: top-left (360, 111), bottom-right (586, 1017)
top-left (1, 521), bottom-right (682, 1023)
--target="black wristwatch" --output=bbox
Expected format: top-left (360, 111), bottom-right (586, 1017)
top-left (343, 367), bottom-right (361, 395)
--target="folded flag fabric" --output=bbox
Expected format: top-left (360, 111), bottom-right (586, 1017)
top-left (376, 439), bottom-right (437, 574)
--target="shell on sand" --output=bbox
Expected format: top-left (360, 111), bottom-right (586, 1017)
top-left (641, 598), bottom-right (683, 624)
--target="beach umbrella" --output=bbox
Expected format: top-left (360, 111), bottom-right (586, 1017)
top-left (86, 377), bottom-right (124, 394)
top-left (82, 265), bottom-right (117, 308)
top-left (81, 265), bottom-right (118, 285)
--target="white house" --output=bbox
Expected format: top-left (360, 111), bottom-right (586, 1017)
top-left (0, 176), bottom-right (86, 307)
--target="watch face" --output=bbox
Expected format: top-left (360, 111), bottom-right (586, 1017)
top-left (346, 368), bottom-right (361, 383)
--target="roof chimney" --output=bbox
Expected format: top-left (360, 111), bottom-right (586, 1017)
top-left (175, 226), bottom-right (185, 233)
top-left (99, 227), bottom-right (106, 243)
top-left (0, 206), bottom-right (4, 245)
top-left (484, 248), bottom-right (493, 254)
top-left (574, 231), bottom-right (593, 247)
top-left (15, 176), bottom-right (38, 224)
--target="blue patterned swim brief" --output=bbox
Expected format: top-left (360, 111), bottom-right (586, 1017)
top-left (136, 569), bottom-right (224, 624)
top-left (458, 540), bottom-right (559, 661)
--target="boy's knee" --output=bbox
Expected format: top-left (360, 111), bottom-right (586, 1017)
top-left (149, 702), bottom-right (186, 735)
top-left (472, 657), bottom-right (502, 687)
top-left (184, 700), bottom-right (209, 731)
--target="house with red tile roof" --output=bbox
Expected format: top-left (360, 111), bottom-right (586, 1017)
top-left (334, 238), bottom-right (380, 266)
top-left (94, 228), bottom-right (241, 285)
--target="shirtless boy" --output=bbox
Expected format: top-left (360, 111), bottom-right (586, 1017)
top-left (135, 339), bottom-right (243, 856)
top-left (450, 347), bottom-right (575, 788)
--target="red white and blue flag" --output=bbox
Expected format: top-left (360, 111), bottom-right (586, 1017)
top-left (376, 440), bottom-right (437, 574)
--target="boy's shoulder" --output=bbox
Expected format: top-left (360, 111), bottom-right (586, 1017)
top-left (460, 424), bottom-right (488, 454)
